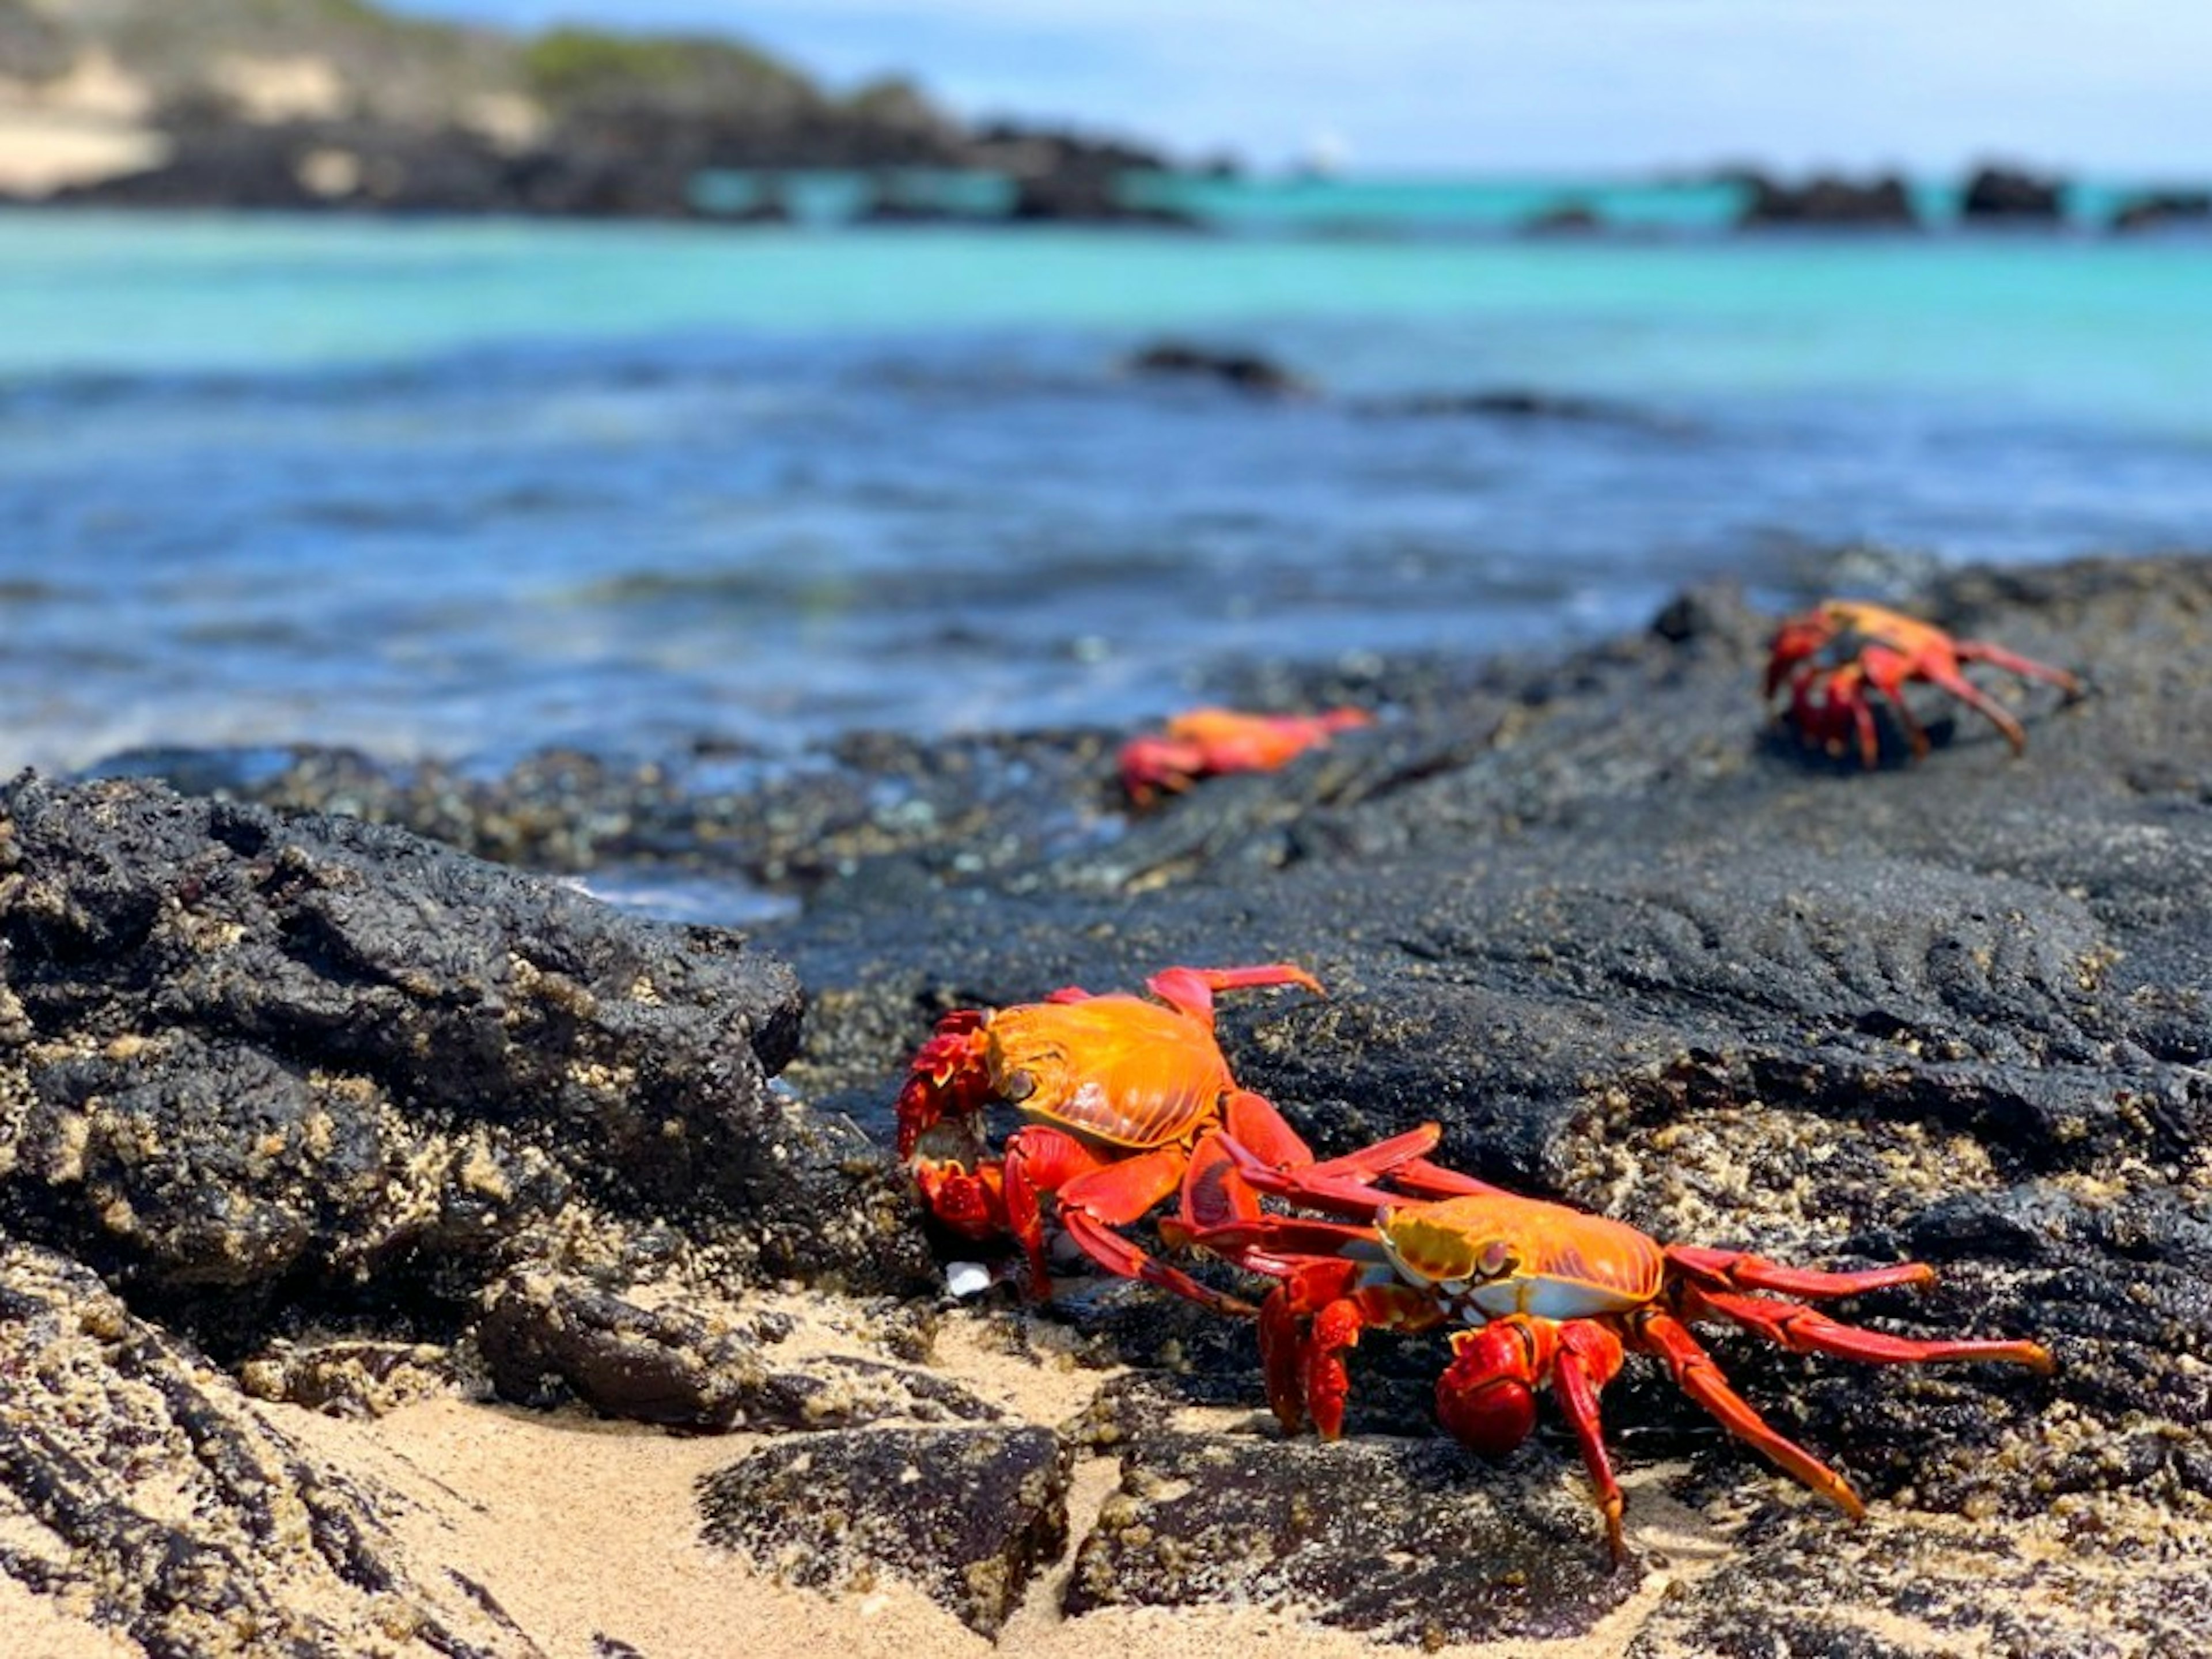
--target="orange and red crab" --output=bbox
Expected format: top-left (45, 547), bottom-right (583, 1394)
top-left (1176, 1128), bottom-right (2054, 1560)
top-left (897, 962), bottom-right (1353, 1313)
top-left (1119, 707), bottom-right (1373, 805)
top-left (1765, 599), bottom-right (2078, 768)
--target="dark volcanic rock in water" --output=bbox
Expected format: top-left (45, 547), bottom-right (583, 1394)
top-left (2110, 189), bottom-right (2212, 233)
top-left (1737, 171), bottom-right (1920, 228)
top-left (1123, 340), bottom-right (1316, 397)
top-left (1960, 164), bottom-right (2067, 221)
top-left (1353, 385), bottom-right (1681, 431)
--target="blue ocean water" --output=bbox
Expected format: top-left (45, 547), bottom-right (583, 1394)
top-left (2, 194), bottom-right (2208, 778)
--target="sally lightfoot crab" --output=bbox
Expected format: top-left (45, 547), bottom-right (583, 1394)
top-left (1766, 599), bottom-right (2080, 767)
top-left (897, 963), bottom-right (1340, 1312)
top-left (1179, 1129), bottom-right (2054, 1559)
top-left (1119, 707), bottom-right (1373, 804)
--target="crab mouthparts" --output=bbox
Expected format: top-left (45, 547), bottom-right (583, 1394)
top-left (909, 1117), bottom-right (989, 1171)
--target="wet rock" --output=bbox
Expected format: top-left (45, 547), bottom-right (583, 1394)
top-left (0, 1236), bottom-right (535, 1657)
top-left (108, 730), bottom-right (1123, 903)
top-left (700, 1425), bottom-right (1073, 1637)
top-left (1523, 202), bottom-right (1604, 234)
top-left (477, 1271), bottom-right (1001, 1430)
top-left (1123, 340), bottom-right (1316, 397)
top-left (1353, 386), bottom-right (1681, 431)
top-left (1065, 1431), bottom-right (1639, 1643)
top-left (22, 552), bottom-right (2212, 1648)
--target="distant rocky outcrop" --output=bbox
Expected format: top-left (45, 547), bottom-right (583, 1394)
top-left (2110, 189), bottom-right (2212, 233)
top-left (1735, 170), bottom-right (1920, 229)
top-left (0, 1), bottom-right (1198, 221)
top-left (1960, 164), bottom-right (2066, 221)
top-left (1521, 201), bottom-right (1603, 235)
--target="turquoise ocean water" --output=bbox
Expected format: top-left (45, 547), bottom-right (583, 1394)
top-left (2, 184), bottom-right (2208, 778)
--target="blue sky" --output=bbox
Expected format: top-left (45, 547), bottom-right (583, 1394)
top-left (392, 1), bottom-right (2212, 176)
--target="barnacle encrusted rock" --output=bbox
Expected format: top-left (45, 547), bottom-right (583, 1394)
top-left (0, 771), bottom-right (910, 1355)
top-left (0, 1237), bottom-right (535, 1657)
top-left (1065, 1432), bottom-right (1639, 1643)
top-left (699, 1425), bottom-right (1074, 1637)
top-left (476, 1271), bottom-right (1001, 1430)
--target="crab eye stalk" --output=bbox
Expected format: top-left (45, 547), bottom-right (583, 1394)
top-left (1002, 1069), bottom-right (1036, 1103)
top-left (1476, 1240), bottom-right (1516, 1279)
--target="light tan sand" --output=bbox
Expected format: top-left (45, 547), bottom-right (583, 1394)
top-left (2, 1294), bottom-right (1733, 1658)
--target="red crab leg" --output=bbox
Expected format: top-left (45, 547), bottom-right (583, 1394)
top-left (1214, 1127), bottom-right (1502, 1218)
top-left (1862, 654), bottom-right (1935, 760)
top-left (1262, 1268), bottom-right (1441, 1439)
top-left (1044, 1137), bottom-right (1258, 1316)
top-left (998, 1123), bottom-right (1116, 1296)
top-left (1624, 1307), bottom-right (1866, 1519)
top-left (1955, 639), bottom-right (2080, 694)
top-left (1678, 1283), bottom-right (2056, 1372)
top-left (1442, 1317), bottom-right (1633, 1560)
top-left (1913, 661), bottom-right (2032, 753)
top-left (1224, 1088), bottom-right (1317, 1168)
top-left (1299, 1124), bottom-right (1506, 1201)
top-left (1826, 668), bottom-right (1891, 768)
top-left (1168, 1211), bottom-right (1381, 1277)
top-left (1665, 1245), bottom-right (1935, 1300)
top-left (1143, 963), bottom-right (1325, 1022)
top-left (1173, 1089), bottom-right (1321, 1235)
top-left (1259, 1260), bottom-right (1359, 1433)
top-left (1547, 1321), bottom-right (1635, 1560)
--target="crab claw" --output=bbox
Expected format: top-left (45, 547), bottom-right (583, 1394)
top-left (895, 1009), bottom-right (995, 1160)
top-left (1435, 1323), bottom-right (1543, 1455)
top-left (913, 1156), bottom-right (1010, 1243)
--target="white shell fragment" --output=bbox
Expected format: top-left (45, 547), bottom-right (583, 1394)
top-left (945, 1260), bottom-right (995, 1299)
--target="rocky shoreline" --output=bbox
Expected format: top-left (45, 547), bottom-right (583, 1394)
top-left (3, 552), bottom-right (2209, 1654)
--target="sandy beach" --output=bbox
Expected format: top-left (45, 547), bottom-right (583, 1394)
top-left (10, 1290), bottom-right (1735, 1659)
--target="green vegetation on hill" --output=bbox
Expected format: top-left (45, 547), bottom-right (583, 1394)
top-left (521, 26), bottom-right (815, 118)
top-left (11, 0), bottom-right (858, 131)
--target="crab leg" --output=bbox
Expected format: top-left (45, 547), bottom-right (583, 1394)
top-left (1143, 963), bottom-right (1325, 1021)
top-left (1870, 671), bottom-right (1934, 760)
top-left (1300, 1122), bottom-right (1508, 1201)
top-left (1956, 639), bottom-right (2081, 694)
top-left (1037, 1135), bottom-right (1257, 1315)
top-left (1214, 1126), bottom-right (1509, 1219)
top-left (1680, 1283), bottom-right (2056, 1372)
top-left (1259, 1266), bottom-right (1441, 1438)
top-left (1625, 1306), bottom-right (1868, 1520)
top-left (1665, 1244), bottom-right (1934, 1300)
top-left (1173, 1090), bottom-right (1319, 1238)
top-left (1915, 661), bottom-right (2033, 753)
top-left (1440, 1317), bottom-right (1635, 1559)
